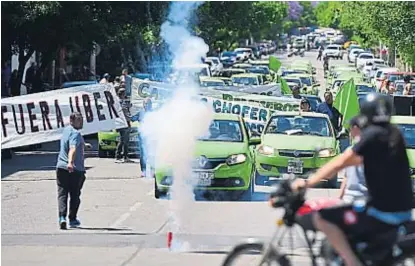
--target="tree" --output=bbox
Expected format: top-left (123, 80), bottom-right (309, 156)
top-left (314, 1), bottom-right (415, 66)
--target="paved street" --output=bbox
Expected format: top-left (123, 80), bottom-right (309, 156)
top-left (2, 51), bottom-right (349, 266)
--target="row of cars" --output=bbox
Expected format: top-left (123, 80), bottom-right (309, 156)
top-left (155, 111), bottom-right (344, 200)
top-left (154, 58), bottom-right (335, 199)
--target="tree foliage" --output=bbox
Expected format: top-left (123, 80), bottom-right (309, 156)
top-left (2, 1), bottom-right (289, 82)
top-left (314, 1), bottom-right (415, 65)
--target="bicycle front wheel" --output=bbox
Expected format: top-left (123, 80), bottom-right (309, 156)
top-left (221, 242), bottom-right (291, 266)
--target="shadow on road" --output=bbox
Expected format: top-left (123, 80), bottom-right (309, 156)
top-left (75, 227), bottom-right (132, 232)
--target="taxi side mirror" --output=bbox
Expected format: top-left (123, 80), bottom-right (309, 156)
top-left (249, 137), bottom-right (261, 146)
top-left (85, 143), bottom-right (93, 150)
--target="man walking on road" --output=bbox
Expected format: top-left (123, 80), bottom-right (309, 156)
top-left (56, 112), bottom-right (86, 229)
top-left (115, 88), bottom-right (132, 163)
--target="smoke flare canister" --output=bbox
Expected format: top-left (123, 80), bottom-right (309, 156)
top-left (167, 232), bottom-right (173, 249)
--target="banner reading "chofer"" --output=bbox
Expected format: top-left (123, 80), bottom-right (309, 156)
top-left (1, 84), bottom-right (128, 149)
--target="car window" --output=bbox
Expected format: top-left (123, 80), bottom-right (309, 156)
top-left (376, 71), bottom-right (383, 78)
top-left (333, 80), bottom-right (345, 88)
top-left (232, 76), bottom-right (258, 85)
top-left (396, 123), bottom-right (415, 149)
top-left (199, 120), bottom-right (243, 142)
top-left (201, 81), bottom-right (225, 87)
top-left (356, 85), bottom-right (375, 93)
top-left (299, 77), bottom-right (312, 86)
top-left (265, 115), bottom-right (332, 137)
top-left (359, 54), bottom-right (374, 59)
top-left (284, 78), bottom-right (301, 86)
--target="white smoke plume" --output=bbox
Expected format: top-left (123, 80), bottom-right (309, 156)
top-left (139, 1), bottom-right (213, 251)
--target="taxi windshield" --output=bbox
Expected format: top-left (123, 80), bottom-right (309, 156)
top-left (265, 115), bottom-right (333, 137)
top-left (199, 120), bottom-right (243, 142)
top-left (299, 77), bottom-right (312, 86)
top-left (232, 76), bottom-right (258, 85)
top-left (396, 123), bottom-right (415, 148)
top-left (201, 81), bottom-right (225, 87)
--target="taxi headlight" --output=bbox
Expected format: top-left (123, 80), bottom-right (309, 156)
top-left (318, 148), bottom-right (336, 158)
top-left (258, 145), bottom-right (274, 156)
top-left (226, 154), bottom-right (247, 166)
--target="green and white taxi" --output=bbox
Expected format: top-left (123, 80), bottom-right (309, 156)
top-left (255, 111), bottom-right (341, 187)
top-left (154, 113), bottom-right (261, 200)
top-left (392, 116), bottom-right (415, 177)
top-left (391, 116), bottom-right (415, 199)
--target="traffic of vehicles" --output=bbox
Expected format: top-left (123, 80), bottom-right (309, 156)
top-left (94, 27), bottom-right (415, 203)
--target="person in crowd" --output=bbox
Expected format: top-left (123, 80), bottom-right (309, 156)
top-left (1, 61), bottom-right (11, 97)
top-left (115, 88), bottom-right (132, 163)
top-left (338, 117), bottom-right (367, 203)
top-left (317, 46), bottom-right (324, 61)
top-left (316, 91), bottom-right (342, 132)
top-left (300, 98), bottom-right (311, 112)
top-left (31, 69), bottom-right (43, 93)
top-left (323, 55), bottom-right (330, 72)
top-left (25, 62), bottom-right (36, 91)
top-left (100, 73), bottom-right (110, 84)
top-left (138, 98), bottom-right (153, 177)
top-left (56, 112), bottom-right (87, 230)
top-left (381, 79), bottom-right (395, 95)
top-left (403, 75), bottom-right (413, 96)
top-left (121, 69), bottom-right (132, 96)
top-left (292, 85), bottom-right (302, 99)
top-left (10, 70), bottom-right (20, 96)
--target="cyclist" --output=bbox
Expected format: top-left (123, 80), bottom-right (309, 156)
top-left (292, 93), bottom-right (413, 266)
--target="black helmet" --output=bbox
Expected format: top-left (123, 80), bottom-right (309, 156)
top-left (358, 93), bottom-right (392, 127)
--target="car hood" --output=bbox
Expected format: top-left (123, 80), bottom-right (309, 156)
top-left (195, 141), bottom-right (247, 158)
top-left (262, 134), bottom-right (335, 150)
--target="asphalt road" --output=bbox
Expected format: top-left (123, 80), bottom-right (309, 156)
top-left (2, 51), bottom-right (348, 266)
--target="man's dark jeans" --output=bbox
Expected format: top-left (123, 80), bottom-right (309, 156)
top-left (56, 168), bottom-right (86, 220)
top-left (116, 127), bottom-right (130, 159)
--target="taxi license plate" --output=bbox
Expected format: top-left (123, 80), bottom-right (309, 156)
top-left (287, 160), bottom-right (303, 174)
top-left (192, 172), bottom-right (214, 186)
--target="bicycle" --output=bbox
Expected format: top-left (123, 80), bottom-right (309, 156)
top-left (221, 176), bottom-right (415, 266)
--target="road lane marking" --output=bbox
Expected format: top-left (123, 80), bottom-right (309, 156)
top-left (110, 201), bottom-right (142, 228)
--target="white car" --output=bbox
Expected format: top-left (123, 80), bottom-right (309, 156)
top-left (348, 48), bottom-right (364, 63)
top-left (234, 48), bottom-right (253, 61)
top-left (205, 57), bottom-right (223, 74)
top-left (293, 38), bottom-right (306, 49)
top-left (362, 59), bottom-right (386, 80)
top-left (356, 53), bottom-right (375, 70)
top-left (323, 44), bottom-right (342, 59)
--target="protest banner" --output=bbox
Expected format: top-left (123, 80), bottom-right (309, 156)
top-left (1, 84), bottom-right (127, 149)
top-left (131, 79), bottom-right (298, 133)
top-left (222, 93), bottom-right (300, 111)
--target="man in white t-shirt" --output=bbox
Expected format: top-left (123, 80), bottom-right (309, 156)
top-left (338, 117), bottom-right (368, 203)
